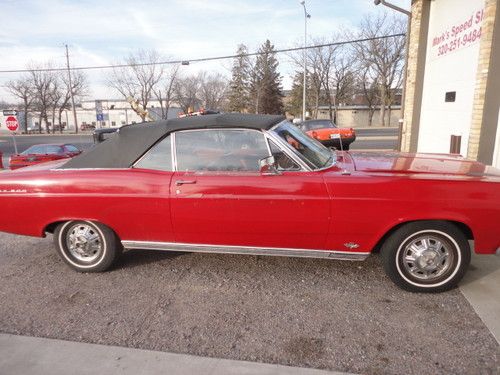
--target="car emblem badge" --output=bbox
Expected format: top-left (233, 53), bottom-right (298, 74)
top-left (344, 242), bottom-right (359, 249)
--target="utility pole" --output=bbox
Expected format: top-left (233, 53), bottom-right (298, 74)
top-left (300, 1), bottom-right (311, 122)
top-left (65, 44), bottom-right (79, 134)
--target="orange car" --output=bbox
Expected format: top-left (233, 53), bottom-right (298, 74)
top-left (300, 119), bottom-right (356, 150)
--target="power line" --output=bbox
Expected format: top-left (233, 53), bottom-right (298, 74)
top-left (0, 33), bottom-right (405, 74)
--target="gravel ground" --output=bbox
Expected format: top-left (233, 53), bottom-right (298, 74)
top-left (0, 232), bottom-right (498, 375)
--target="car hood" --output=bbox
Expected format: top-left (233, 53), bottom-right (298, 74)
top-left (346, 151), bottom-right (500, 179)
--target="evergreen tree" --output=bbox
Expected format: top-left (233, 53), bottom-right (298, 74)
top-left (227, 44), bottom-right (251, 112)
top-left (249, 40), bottom-right (283, 115)
top-left (285, 71), bottom-right (314, 118)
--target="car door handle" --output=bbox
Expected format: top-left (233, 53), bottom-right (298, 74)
top-left (175, 180), bottom-right (197, 186)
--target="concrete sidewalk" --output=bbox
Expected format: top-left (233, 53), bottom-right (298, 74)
top-left (459, 252), bottom-right (500, 344)
top-left (0, 334), bottom-right (348, 375)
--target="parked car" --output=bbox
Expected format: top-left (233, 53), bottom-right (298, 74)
top-left (0, 113), bottom-right (498, 292)
top-left (93, 128), bottom-right (119, 144)
top-left (9, 144), bottom-right (82, 170)
top-left (51, 124), bottom-right (66, 132)
top-left (299, 119), bottom-right (356, 150)
top-left (80, 123), bottom-right (96, 131)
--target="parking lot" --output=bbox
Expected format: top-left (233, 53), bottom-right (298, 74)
top-left (0, 231), bottom-right (498, 375)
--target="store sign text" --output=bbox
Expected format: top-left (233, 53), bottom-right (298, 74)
top-left (432, 9), bottom-right (484, 58)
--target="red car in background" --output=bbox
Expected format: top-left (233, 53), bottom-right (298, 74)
top-left (300, 119), bottom-right (356, 150)
top-left (9, 144), bottom-right (81, 170)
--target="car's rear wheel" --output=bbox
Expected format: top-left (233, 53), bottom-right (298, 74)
top-left (381, 221), bottom-right (470, 293)
top-left (54, 220), bottom-right (122, 272)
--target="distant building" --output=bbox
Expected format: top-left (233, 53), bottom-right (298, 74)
top-left (1, 99), bottom-right (182, 133)
top-left (317, 105), bottom-right (401, 128)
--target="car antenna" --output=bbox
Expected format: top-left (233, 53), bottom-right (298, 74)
top-left (331, 133), bottom-right (350, 175)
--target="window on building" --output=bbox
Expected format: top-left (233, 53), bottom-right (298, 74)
top-left (111, 121), bottom-right (116, 126)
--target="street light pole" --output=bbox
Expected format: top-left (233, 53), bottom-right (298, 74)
top-left (65, 44), bottom-right (79, 134)
top-left (374, 0), bottom-right (410, 151)
top-left (300, 1), bottom-right (311, 122)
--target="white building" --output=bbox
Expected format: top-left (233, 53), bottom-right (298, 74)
top-left (0, 99), bottom-right (182, 133)
top-left (402, 0), bottom-right (500, 168)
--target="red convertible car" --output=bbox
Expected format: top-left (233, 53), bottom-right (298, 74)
top-left (9, 144), bottom-right (82, 170)
top-left (0, 113), bottom-right (499, 293)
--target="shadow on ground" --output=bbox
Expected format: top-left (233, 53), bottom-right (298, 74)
top-left (0, 232), bottom-right (498, 375)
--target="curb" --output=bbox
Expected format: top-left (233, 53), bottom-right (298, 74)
top-left (0, 334), bottom-right (349, 375)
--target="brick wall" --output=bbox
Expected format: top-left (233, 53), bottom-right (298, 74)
top-left (401, 0), bottom-right (424, 152)
top-left (467, 0), bottom-right (498, 160)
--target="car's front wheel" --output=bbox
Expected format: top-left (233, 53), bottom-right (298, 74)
top-left (54, 220), bottom-right (122, 272)
top-left (381, 221), bottom-right (471, 293)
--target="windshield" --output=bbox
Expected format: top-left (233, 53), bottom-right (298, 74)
top-left (22, 145), bottom-right (63, 155)
top-left (271, 121), bottom-right (334, 169)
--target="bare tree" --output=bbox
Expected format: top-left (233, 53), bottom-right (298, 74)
top-left (49, 78), bottom-right (62, 133)
top-left (5, 75), bottom-right (34, 133)
top-left (356, 66), bottom-right (379, 127)
top-left (109, 49), bottom-right (164, 121)
top-left (153, 64), bottom-right (179, 119)
top-left (56, 70), bottom-right (89, 132)
top-left (29, 63), bottom-right (58, 133)
top-left (352, 13), bottom-right (405, 126)
top-left (174, 75), bottom-right (202, 113)
top-left (328, 45), bottom-right (356, 123)
top-left (198, 72), bottom-right (228, 110)
top-left (288, 42), bottom-right (324, 118)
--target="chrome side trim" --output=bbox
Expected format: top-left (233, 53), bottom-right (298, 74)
top-left (121, 240), bottom-right (370, 261)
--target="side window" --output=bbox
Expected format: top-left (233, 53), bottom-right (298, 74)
top-left (134, 135), bottom-right (172, 171)
top-left (268, 140), bottom-right (301, 171)
top-left (65, 145), bottom-right (79, 152)
top-left (176, 129), bottom-right (269, 172)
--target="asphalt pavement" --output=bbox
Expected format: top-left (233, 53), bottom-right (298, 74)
top-left (0, 232), bottom-right (498, 375)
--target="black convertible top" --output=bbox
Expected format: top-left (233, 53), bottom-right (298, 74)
top-left (62, 113), bottom-right (285, 169)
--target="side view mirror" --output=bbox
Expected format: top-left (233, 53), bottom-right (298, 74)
top-left (259, 156), bottom-right (281, 175)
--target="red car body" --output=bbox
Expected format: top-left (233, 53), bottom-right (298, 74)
top-left (1, 151), bottom-right (498, 254)
top-left (9, 144), bottom-right (82, 170)
top-left (0, 114), bottom-right (498, 292)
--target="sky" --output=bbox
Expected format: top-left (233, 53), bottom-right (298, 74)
top-left (0, 0), bottom-right (410, 102)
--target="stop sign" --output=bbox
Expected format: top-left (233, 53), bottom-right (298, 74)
top-left (5, 116), bottom-right (19, 132)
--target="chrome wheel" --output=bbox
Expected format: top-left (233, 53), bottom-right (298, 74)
top-left (382, 222), bottom-right (470, 292)
top-left (54, 220), bottom-right (122, 272)
top-left (401, 234), bottom-right (454, 281)
top-left (66, 223), bottom-right (103, 263)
